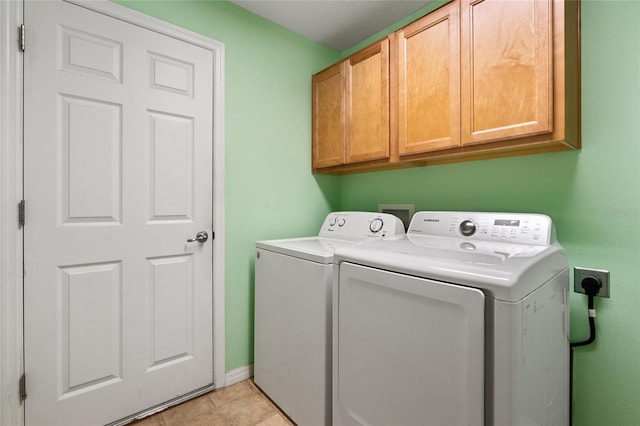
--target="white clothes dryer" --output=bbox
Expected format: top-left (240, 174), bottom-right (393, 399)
top-left (254, 212), bottom-right (405, 426)
top-left (332, 211), bottom-right (570, 426)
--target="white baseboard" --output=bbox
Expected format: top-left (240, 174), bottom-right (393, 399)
top-left (224, 364), bottom-right (254, 387)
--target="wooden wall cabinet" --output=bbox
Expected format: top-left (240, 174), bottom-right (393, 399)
top-left (451, 0), bottom-right (581, 160)
top-left (312, 0), bottom-right (580, 174)
top-left (312, 39), bottom-right (390, 172)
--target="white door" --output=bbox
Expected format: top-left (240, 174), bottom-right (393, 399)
top-left (24, 1), bottom-right (214, 424)
top-left (334, 263), bottom-right (485, 426)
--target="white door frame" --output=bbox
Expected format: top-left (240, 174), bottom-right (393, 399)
top-left (0, 1), bottom-right (226, 424)
top-left (1, 1), bottom-right (25, 425)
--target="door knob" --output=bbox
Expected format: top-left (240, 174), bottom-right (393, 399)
top-left (187, 231), bottom-right (208, 243)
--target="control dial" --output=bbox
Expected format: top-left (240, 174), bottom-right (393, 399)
top-left (459, 219), bottom-right (477, 236)
top-left (369, 218), bottom-right (384, 233)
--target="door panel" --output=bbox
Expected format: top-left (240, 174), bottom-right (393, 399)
top-left (148, 111), bottom-right (194, 221)
top-left (24, 1), bottom-right (214, 424)
top-left (60, 261), bottom-right (123, 397)
top-left (59, 25), bottom-right (123, 82)
top-left (147, 254), bottom-right (194, 369)
top-left (61, 95), bottom-right (122, 224)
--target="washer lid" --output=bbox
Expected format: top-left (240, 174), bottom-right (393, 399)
top-left (257, 236), bottom-right (353, 264)
top-left (256, 211), bottom-right (406, 264)
top-left (333, 234), bottom-right (568, 302)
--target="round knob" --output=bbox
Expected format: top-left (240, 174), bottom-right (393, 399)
top-left (338, 218), bottom-right (346, 227)
top-left (369, 218), bottom-right (384, 233)
top-left (459, 220), bottom-right (476, 236)
top-left (329, 217), bottom-right (337, 226)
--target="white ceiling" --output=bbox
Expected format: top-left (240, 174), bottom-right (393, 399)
top-left (228, 0), bottom-right (434, 52)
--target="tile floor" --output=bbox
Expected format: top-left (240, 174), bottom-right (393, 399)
top-left (132, 379), bottom-right (294, 426)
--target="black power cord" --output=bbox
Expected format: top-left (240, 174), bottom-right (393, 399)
top-left (572, 275), bottom-right (601, 347)
top-left (571, 293), bottom-right (596, 347)
top-left (569, 276), bottom-right (602, 425)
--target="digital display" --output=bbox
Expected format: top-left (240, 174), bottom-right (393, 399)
top-left (494, 219), bottom-right (520, 226)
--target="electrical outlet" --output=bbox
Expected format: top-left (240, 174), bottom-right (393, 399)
top-left (574, 267), bottom-right (610, 298)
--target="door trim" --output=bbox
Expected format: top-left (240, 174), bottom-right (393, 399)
top-left (0, 1), bottom-right (226, 424)
top-left (0, 1), bottom-right (25, 425)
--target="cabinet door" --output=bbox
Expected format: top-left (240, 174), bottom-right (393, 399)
top-left (397, 1), bottom-right (460, 155)
top-left (345, 39), bottom-right (390, 163)
top-left (312, 62), bottom-right (344, 169)
top-left (461, 0), bottom-right (553, 145)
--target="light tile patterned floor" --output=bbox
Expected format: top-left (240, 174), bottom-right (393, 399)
top-left (132, 380), bottom-right (295, 426)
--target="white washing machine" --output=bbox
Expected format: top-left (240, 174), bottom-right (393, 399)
top-left (254, 212), bottom-right (405, 426)
top-left (332, 211), bottom-right (570, 426)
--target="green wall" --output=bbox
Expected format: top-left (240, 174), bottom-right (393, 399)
top-left (113, 0), bottom-right (341, 372)
top-left (115, 1), bottom-right (640, 424)
top-left (338, 1), bottom-right (640, 425)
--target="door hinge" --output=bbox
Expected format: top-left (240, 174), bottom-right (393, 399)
top-left (19, 373), bottom-right (27, 401)
top-left (18, 200), bottom-right (25, 227)
top-left (18, 24), bottom-right (25, 52)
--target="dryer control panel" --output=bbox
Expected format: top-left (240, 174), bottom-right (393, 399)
top-left (318, 212), bottom-right (405, 241)
top-left (408, 211), bottom-right (554, 246)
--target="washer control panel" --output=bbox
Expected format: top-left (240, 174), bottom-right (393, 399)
top-left (319, 212), bottom-right (405, 240)
top-left (408, 211), bottom-right (554, 245)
